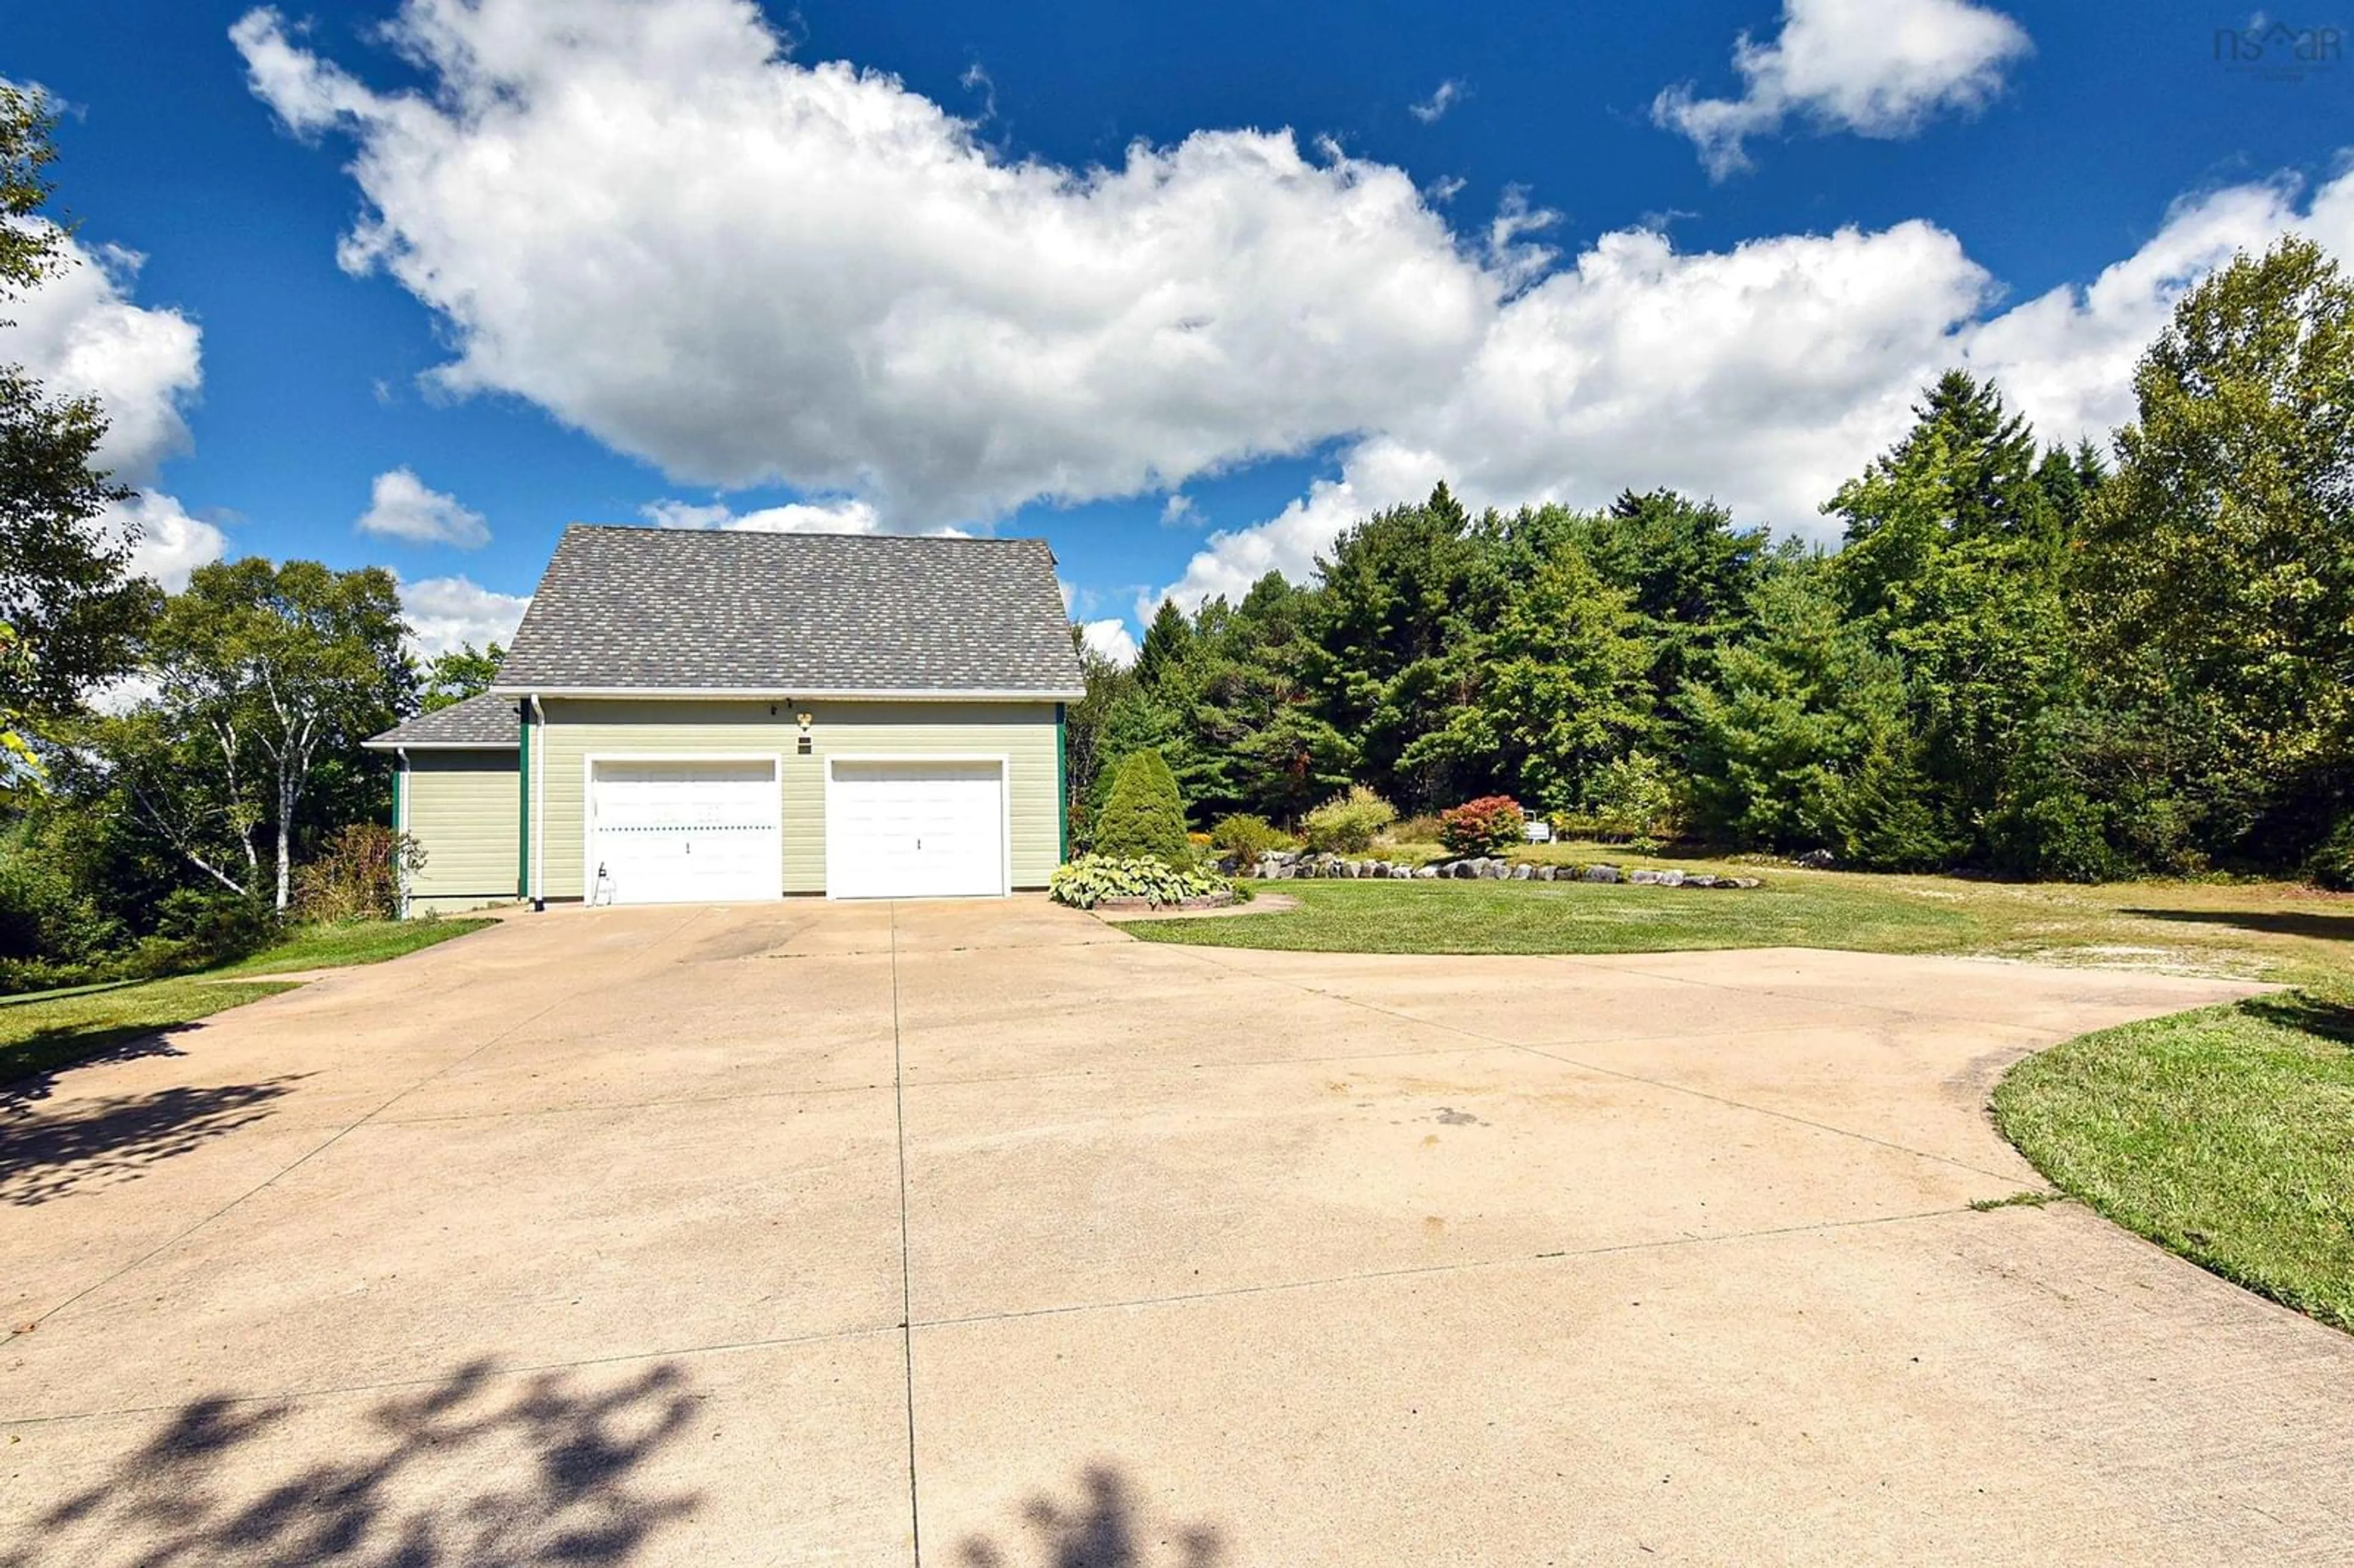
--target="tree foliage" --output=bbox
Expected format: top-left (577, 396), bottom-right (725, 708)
top-left (2078, 238), bottom-right (2354, 862)
top-left (1, 82), bottom-right (66, 303)
top-left (1063, 245), bottom-right (2352, 885)
top-left (0, 82), bottom-right (154, 720)
top-left (421, 641), bottom-right (504, 711)
top-left (1091, 747), bottom-right (1192, 867)
top-left (100, 560), bottom-right (414, 910)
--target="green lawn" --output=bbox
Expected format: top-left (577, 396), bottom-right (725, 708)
top-left (1127, 855), bottom-right (2354, 1333)
top-left (1, 917), bottom-right (493, 1083)
top-left (211, 916), bottom-right (494, 977)
top-left (1994, 994), bottom-right (2354, 1332)
top-left (1126, 873), bottom-right (1982, 957)
top-left (1126, 854), bottom-right (2354, 986)
top-left (0, 976), bottom-right (302, 1083)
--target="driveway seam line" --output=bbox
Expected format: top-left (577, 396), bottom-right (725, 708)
top-left (911, 1203), bottom-right (1981, 1333)
top-left (4, 1200), bottom-right (1994, 1428)
top-left (0, 905), bottom-right (718, 1349)
top-left (888, 901), bottom-right (924, 1568)
top-left (365, 1076), bottom-right (896, 1124)
top-left (1159, 945), bottom-right (2026, 1183)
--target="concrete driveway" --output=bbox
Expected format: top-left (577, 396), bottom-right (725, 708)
top-left (2, 899), bottom-right (2348, 1565)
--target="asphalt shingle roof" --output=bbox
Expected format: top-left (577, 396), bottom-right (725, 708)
top-left (493, 527), bottom-right (1086, 696)
top-left (365, 691), bottom-right (517, 750)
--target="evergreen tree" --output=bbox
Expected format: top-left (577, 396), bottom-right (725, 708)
top-left (1403, 546), bottom-right (1650, 810)
top-left (1091, 747), bottom-right (1192, 867)
top-left (1303, 481), bottom-right (1504, 807)
top-left (1572, 489), bottom-right (1768, 703)
top-left (1824, 371), bottom-right (2080, 864)
top-left (1133, 598), bottom-right (1194, 687)
top-left (1679, 552), bottom-right (1905, 853)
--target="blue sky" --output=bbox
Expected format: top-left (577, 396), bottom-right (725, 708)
top-left (5, 0), bottom-right (2350, 660)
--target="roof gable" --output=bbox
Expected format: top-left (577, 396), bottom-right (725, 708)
top-left (492, 527), bottom-right (1085, 696)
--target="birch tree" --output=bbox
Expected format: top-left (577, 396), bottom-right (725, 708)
top-left (125, 559), bottom-right (411, 909)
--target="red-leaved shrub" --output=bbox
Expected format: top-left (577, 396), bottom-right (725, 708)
top-left (1439, 796), bottom-right (1526, 856)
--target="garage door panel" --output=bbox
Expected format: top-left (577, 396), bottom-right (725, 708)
top-left (828, 761), bottom-right (1005, 900)
top-left (590, 759), bottom-right (781, 905)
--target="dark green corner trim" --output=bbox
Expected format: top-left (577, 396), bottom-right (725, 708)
top-left (516, 701), bottom-right (532, 898)
top-left (1055, 702), bottom-right (1068, 862)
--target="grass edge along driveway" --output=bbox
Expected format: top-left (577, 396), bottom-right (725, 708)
top-left (1, 917), bottom-right (494, 1084)
top-left (1995, 994), bottom-right (2354, 1333)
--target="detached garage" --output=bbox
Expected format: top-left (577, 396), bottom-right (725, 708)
top-left (367, 527), bottom-right (1085, 909)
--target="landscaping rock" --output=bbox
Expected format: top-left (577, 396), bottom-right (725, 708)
top-left (1684, 874), bottom-right (1716, 888)
top-left (1628, 869), bottom-right (1663, 885)
top-left (1582, 864), bottom-right (1621, 884)
top-left (1794, 848), bottom-right (1837, 870)
top-left (1511, 864), bottom-right (1534, 880)
top-left (1730, 876), bottom-right (1762, 889)
top-left (1657, 869), bottom-right (1685, 887)
top-left (1451, 860), bottom-right (1477, 880)
top-left (1414, 864), bottom-right (1439, 878)
top-left (1536, 864), bottom-right (1557, 881)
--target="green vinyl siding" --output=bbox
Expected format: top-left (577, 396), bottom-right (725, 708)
top-left (405, 751), bottom-right (522, 907)
top-left (534, 698), bottom-right (1062, 898)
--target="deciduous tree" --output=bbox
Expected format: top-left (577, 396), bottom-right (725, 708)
top-left (112, 560), bottom-right (413, 909)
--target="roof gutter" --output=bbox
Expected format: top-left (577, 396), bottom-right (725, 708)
top-left (362, 739), bottom-right (516, 752)
top-left (487, 685), bottom-right (1086, 702)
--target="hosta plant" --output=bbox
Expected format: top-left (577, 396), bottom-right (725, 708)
top-left (1049, 854), bottom-right (1233, 910)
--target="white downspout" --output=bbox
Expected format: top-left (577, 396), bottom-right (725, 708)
top-left (530, 694), bottom-right (547, 910)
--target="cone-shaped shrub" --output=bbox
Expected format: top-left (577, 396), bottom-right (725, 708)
top-left (1092, 748), bottom-right (1192, 867)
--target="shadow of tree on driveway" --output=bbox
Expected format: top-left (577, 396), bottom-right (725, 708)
top-left (4, 1357), bottom-right (703, 1567)
top-left (959, 1463), bottom-right (1226, 1568)
top-left (0, 1073), bottom-right (302, 1206)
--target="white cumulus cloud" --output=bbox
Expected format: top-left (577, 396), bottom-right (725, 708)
top-left (104, 490), bottom-right (229, 592)
top-left (1, 226), bottom-right (203, 485)
top-left (358, 466), bottom-right (491, 547)
top-left (1078, 618), bottom-right (1138, 666)
top-left (400, 574), bottom-right (531, 661)
top-left (233, 0), bottom-right (1493, 528)
top-left (642, 496), bottom-right (884, 533)
top-left (1655, 0), bottom-right (2032, 177)
top-left (1159, 165), bottom-right (2354, 611)
top-left (226, 0), bottom-right (2352, 634)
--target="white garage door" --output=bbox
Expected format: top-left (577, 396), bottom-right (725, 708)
top-left (826, 759), bottom-right (1006, 899)
top-left (588, 759), bottom-right (781, 905)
